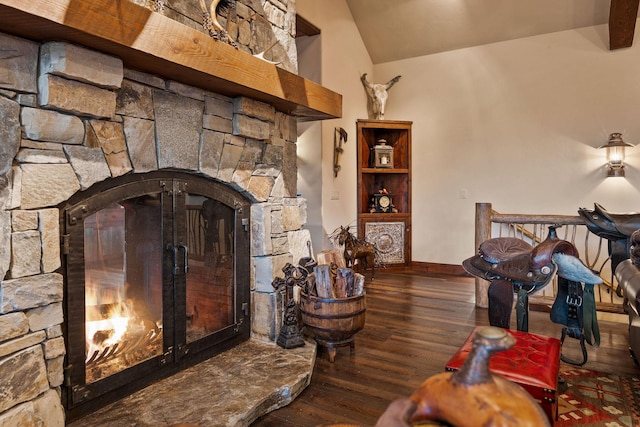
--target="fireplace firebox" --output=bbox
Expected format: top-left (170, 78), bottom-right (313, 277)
top-left (60, 171), bottom-right (251, 420)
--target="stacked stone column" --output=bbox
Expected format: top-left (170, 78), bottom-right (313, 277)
top-left (0, 30), bottom-right (309, 424)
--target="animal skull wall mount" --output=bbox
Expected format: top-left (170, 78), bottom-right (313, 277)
top-left (360, 73), bottom-right (401, 120)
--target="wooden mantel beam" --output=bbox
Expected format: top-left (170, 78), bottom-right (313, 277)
top-left (609, 0), bottom-right (640, 50)
top-left (0, 0), bottom-right (341, 121)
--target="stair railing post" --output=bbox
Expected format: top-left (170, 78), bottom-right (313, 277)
top-left (475, 203), bottom-right (493, 308)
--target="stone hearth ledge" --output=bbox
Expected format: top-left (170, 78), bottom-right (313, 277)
top-left (67, 339), bottom-right (316, 427)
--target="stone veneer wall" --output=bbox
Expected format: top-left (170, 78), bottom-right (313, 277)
top-left (131, 0), bottom-right (299, 73)
top-left (0, 30), bottom-right (312, 425)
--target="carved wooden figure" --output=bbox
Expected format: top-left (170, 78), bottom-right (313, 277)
top-left (334, 225), bottom-right (377, 280)
top-left (373, 327), bottom-right (551, 427)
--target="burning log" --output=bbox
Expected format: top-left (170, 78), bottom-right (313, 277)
top-left (91, 329), bottom-right (114, 346)
top-left (86, 327), bottom-right (162, 368)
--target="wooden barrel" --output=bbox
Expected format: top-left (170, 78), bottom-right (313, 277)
top-left (299, 292), bottom-right (366, 344)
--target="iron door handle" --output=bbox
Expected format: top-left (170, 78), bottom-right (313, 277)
top-left (167, 244), bottom-right (179, 275)
top-left (177, 244), bottom-right (189, 273)
top-left (167, 244), bottom-right (189, 274)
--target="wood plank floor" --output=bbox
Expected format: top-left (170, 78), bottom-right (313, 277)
top-left (251, 270), bottom-right (640, 427)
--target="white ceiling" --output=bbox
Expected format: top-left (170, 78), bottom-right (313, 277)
top-left (345, 0), bottom-right (626, 64)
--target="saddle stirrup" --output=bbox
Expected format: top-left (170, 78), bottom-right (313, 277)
top-left (559, 281), bottom-right (588, 366)
top-left (559, 327), bottom-right (588, 366)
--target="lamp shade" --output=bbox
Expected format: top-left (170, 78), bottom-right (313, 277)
top-left (599, 132), bottom-right (632, 177)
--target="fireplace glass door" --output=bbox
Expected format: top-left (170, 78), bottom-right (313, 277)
top-left (83, 198), bottom-right (163, 384)
top-left (62, 173), bottom-right (250, 418)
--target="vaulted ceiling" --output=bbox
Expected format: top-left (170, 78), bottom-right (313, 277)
top-left (345, 0), bottom-right (640, 64)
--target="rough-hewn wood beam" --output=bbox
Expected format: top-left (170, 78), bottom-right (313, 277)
top-left (0, 0), bottom-right (341, 120)
top-left (609, 0), bottom-right (640, 50)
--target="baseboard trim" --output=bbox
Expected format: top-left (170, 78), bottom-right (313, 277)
top-left (410, 261), bottom-right (469, 277)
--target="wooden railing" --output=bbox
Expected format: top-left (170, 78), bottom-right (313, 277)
top-left (473, 202), bottom-right (624, 314)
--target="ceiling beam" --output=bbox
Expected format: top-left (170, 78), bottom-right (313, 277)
top-left (609, 0), bottom-right (640, 50)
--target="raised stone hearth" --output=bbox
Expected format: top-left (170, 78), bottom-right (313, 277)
top-left (67, 340), bottom-right (316, 427)
top-left (0, 2), bottom-right (321, 421)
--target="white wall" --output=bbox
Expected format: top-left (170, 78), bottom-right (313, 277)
top-left (296, 0), bottom-right (373, 250)
top-left (296, 33), bottom-right (324, 251)
top-left (298, 3), bottom-right (640, 266)
top-left (374, 22), bottom-right (640, 265)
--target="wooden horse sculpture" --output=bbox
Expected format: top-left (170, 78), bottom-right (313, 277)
top-left (463, 226), bottom-right (602, 365)
top-left (149, 0), bottom-right (237, 46)
top-left (335, 226), bottom-right (377, 280)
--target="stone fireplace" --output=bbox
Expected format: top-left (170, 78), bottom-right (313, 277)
top-left (0, 1), bottom-right (341, 425)
top-left (60, 169), bottom-right (257, 420)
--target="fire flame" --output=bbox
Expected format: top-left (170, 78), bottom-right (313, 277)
top-left (85, 285), bottom-right (132, 361)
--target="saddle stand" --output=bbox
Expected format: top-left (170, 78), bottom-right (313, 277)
top-left (463, 226), bottom-right (602, 365)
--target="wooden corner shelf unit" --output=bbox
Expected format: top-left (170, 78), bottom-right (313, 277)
top-left (356, 119), bottom-right (412, 268)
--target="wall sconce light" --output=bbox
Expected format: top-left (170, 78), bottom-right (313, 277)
top-left (599, 132), bottom-right (633, 177)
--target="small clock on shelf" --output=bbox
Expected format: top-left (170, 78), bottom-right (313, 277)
top-left (373, 193), bottom-right (392, 212)
top-left (370, 189), bottom-right (396, 213)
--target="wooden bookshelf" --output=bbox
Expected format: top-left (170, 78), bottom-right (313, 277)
top-left (356, 119), bottom-right (412, 268)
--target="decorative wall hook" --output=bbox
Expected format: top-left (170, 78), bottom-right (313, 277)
top-left (333, 127), bottom-right (348, 178)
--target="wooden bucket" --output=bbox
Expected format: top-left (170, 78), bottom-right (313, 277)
top-left (299, 292), bottom-right (366, 361)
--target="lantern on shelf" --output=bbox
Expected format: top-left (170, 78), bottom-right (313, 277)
top-left (599, 132), bottom-right (633, 177)
top-left (373, 139), bottom-right (394, 168)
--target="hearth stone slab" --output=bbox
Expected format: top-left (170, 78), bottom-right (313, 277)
top-left (67, 339), bottom-right (316, 427)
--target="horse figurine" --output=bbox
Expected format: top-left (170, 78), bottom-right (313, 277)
top-left (334, 226), bottom-right (378, 280)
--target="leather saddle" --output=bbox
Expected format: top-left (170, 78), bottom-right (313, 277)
top-left (463, 226), bottom-right (601, 365)
top-left (579, 203), bottom-right (640, 295)
top-left (464, 235), bottom-right (575, 293)
top-left (579, 202), bottom-right (640, 239)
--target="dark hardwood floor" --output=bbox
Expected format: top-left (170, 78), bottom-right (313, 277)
top-left (251, 270), bottom-right (640, 427)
